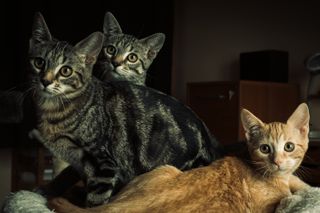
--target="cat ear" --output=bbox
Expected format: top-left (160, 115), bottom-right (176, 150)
top-left (287, 103), bottom-right (310, 135)
top-left (103, 12), bottom-right (123, 35)
top-left (140, 33), bottom-right (166, 59)
top-left (240, 109), bottom-right (264, 141)
top-left (73, 32), bottom-right (105, 65)
top-left (30, 12), bottom-right (52, 45)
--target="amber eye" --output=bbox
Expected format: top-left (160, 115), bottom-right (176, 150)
top-left (127, 53), bottom-right (138, 63)
top-left (34, 57), bottom-right (45, 69)
top-left (105, 45), bottom-right (116, 55)
top-left (259, 144), bottom-right (271, 154)
top-left (284, 142), bottom-right (295, 152)
top-left (59, 66), bottom-right (73, 77)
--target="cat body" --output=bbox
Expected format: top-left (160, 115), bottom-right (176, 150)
top-left (50, 158), bottom-right (298, 213)
top-left (94, 12), bottom-right (165, 85)
top-left (49, 103), bottom-right (310, 213)
top-left (29, 13), bottom-right (220, 206)
top-left (53, 12), bottom-right (165, 177)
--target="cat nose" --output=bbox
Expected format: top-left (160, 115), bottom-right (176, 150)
top-left (41, 79), bottom-right (52, 87)
top-left (112, 60), bottom-right (121, 67)
top-left (274, 159), bottom-right (283, 167)
top-left (111, 56), bottom-right (122, 67)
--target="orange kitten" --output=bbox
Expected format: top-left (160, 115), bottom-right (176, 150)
top-left (49, 103), bottom-right (310, 213)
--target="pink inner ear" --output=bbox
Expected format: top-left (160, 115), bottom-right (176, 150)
top-left (299, 125), bottom-right (309, 135)
top-left (148, 50), bottom-right (156, 59)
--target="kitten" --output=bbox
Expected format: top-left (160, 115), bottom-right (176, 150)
top-left (53, 12), bottom-right (166, 177)
top-left (49, 103), bottom-right (310, 213)
top-left (94, 12), bottom-right (165, 85)
top-left (29, 13), bottom-right (221, 207)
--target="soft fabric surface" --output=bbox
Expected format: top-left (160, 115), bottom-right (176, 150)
top-left (1, 190), bottom-right (53, 213)
top-left (275, 187), bottom-right (320, 213)
top-left (2, 187), bottom-right (320, 212)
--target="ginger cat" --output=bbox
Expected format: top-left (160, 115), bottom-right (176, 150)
top-left (49, 103), bottom-right (310, 213)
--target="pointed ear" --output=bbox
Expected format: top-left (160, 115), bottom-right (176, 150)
top-left (103, 12), bottom-right (122, 35)
top-left (287, 103), bottom-right (310, 135)
top-left (140, 33), bottom-right (165, 59)
top-left (30, 12), bottom-right (52, 47)
top-left (73, 32), bottom-right (104, 65)
top-left (240, 108), bottom-right (264, 141)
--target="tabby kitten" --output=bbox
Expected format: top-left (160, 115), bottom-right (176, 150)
top-left (94, 12), bottom-right (165, 85)
top-left (29, 13), bottom-right (221, 207)
top-left (49, 103), bottom-right (310, 213)
top-left (53, 12), bottom-right (165, 177)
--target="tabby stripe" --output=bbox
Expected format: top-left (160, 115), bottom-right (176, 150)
top-left (139, 59), bottom-right (147, 70)
top-left (76, 71), bottom-right (84, 85)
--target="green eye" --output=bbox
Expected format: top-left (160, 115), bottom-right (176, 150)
top-left (105, 45), bottom-right (116, 55)
top-left (127, 53), bottom-right (138, 63)
top-left (284, 142), bottom-right (295, 152)
top-left (59, 66), bottom-right (73, 77)
top-left (34, 57), bottom-right (45, 69)
top-left (259, 144), bottom-right (271, 154)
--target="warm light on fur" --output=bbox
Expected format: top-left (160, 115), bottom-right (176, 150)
top-left (49, 103), bottom-right (310, 213)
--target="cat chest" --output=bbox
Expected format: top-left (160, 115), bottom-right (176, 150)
top-left (250, 180), bottom-right (291, 212)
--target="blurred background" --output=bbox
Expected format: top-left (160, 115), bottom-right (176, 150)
top-left (1, 0), bottom-right (320, 206)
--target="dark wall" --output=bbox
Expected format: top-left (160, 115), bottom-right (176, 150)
top-left (2, 0), bottom-right (174, 147)
top-left (3, 0), bottom-right (173, 93)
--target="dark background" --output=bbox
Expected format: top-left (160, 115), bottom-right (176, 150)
top-left (3, 0), bottom-right (174, 93)
top-left (2, 0), bottom-right (174, 147)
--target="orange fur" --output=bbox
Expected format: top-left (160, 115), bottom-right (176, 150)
top-left (49, 103), bottom-right (310, 213)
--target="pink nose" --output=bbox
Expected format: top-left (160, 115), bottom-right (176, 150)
top-left (274, 159), bottom-right (283, 169)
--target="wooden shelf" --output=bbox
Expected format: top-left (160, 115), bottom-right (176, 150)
top-left (187, 80), bottom-right (300, 144)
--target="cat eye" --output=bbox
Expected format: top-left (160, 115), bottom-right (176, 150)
top-left (106, 45), bottom-right (116, 55)
top-left (259, 144), bottom-right (271, 154)
top-left (284, 142), bottom-right (295, 152)
top-left (127, 53), bottom-right (138, 63)
top-left (59, 66), bottom-right (73, 77)
top-left (34, 57), bottom-right (45, 69)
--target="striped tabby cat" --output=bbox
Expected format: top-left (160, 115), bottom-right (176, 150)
top-left (54, 12), bottom-right (166, 177)
top-left (94, 12), bottom-right (165, 85)
top-left (49, 103), bottom-right (310, 213)
top-left (29, 13), bottom-right (221, 207)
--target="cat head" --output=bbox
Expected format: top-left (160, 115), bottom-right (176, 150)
top-left (240, 103), bottom-right (310, 176)
top-left (94, 12), bottom-right (165, 85)
top-left (29, 12), bottom-right (104, 103)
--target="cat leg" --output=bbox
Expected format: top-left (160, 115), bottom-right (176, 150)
top-left (86, 165), bottom-right (181, 207)
top-left (31, 129), bottom-right (85, 171)
top-left (289, 175), bottom-right (310, 193)
top-left (29, 129), bottom-right (83, 197)
top-left (35, 166), bottom-right (81, 197)
top-left (85, 167), bottom-right (119, 207)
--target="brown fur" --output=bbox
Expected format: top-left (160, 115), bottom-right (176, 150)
top-left (49, 103), bottom-right (310, 213)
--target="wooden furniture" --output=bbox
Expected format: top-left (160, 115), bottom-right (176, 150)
top-left (187, 80), bottom-right (320, 186)
top-left (302, 140), bottom-right (320, 187)
top-left (187, 80), bottom-right (300, 145)
top-left (11, 144), bottom-right (53, 191)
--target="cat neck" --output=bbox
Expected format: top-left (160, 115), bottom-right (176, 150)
top-left (234, 148), bottom-right (293, 181)
top-left (36, 80), bottom-right (97, 121)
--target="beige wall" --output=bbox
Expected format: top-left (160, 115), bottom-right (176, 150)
top-left (172, 0), bottom-right (320, 102)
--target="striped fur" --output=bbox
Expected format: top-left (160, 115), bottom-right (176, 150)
top-left (94, 12), bottom-right (165, 85)
top-left (49, 104), bottom-right (310, 213)
top-left (29, 13), bottom-right (221, 207)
